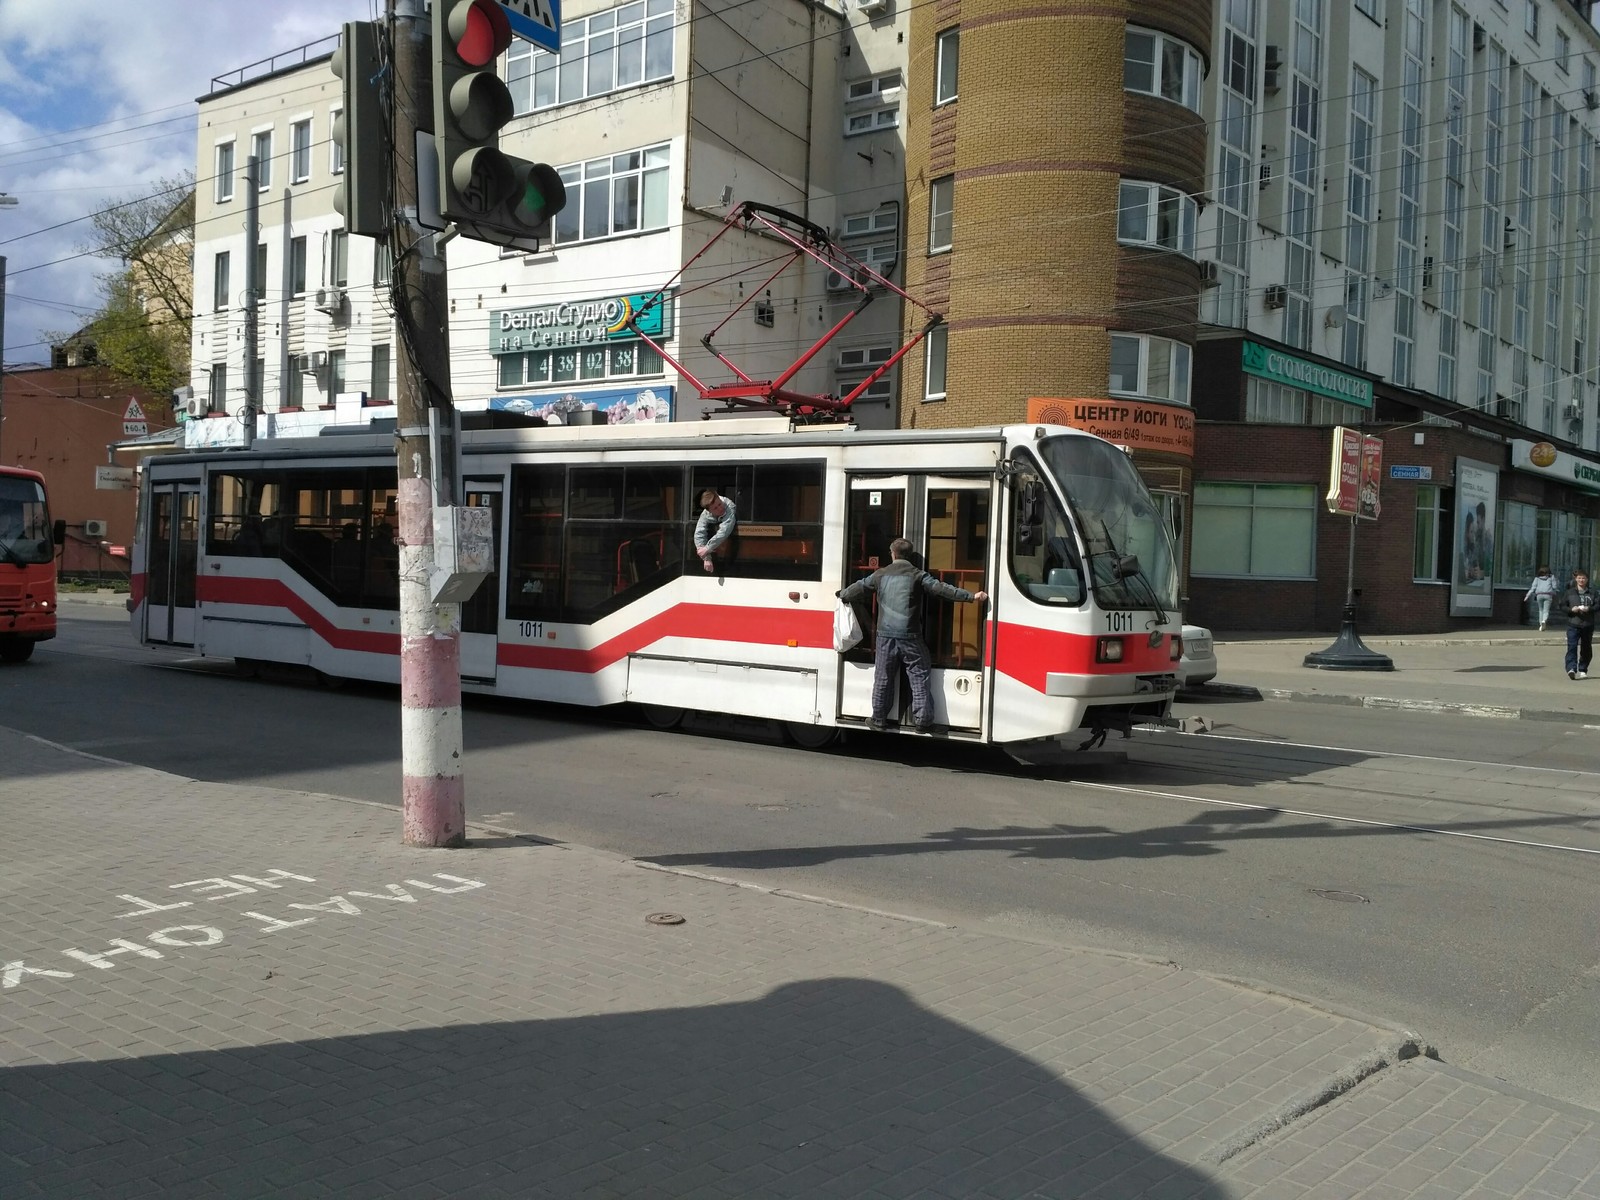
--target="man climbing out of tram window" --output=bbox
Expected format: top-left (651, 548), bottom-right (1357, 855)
top-left (694, 488), bottom-right (737, 573)
top-left (839, 537), bottom-right (988, 732)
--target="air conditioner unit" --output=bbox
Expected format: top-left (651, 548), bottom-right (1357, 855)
top-left (1566, 402), bottom-right (1583, 422)
top-left (1493, 395), bottom-right (1523, 422)
top-left (1198, 259), bottom-right (1221, 288)
top-left (83, 519), bottom-right (108, 539)
top-left (826, 270), bottom-right (855, 292)
top-left (1587, 90), bottom-right (1599, 112)
top-left (1258, 162), bottom-right (1273, 189)
top-left (1422, 255), bottom-right (1435, 290)
top-left (292, 354), bottom-right (314, 374)
top-left (311, 350), bottom-right (329, 371)
top-left (313, 287), bottom-right (347, 314)
top-left (1472, 23), bottom-right (1486, 53)
top-left (185, 395), bottom-right (209, 419)
top-left (857, 0), bottom-right (889, 15)
top-left (1263, 284), bottom-right (1288, 310)
top-left (1262, 45), bottom-right (1283, 94)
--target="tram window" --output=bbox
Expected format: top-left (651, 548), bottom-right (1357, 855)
top-left (508, 464), bottom-right (566, 622)
top-left (365, 485), bottom-right (399, 608)
top-left (208, 473), bottom-right (283, 556)
top-left (1009, 461), bottom-right (1085, 606)
top-left (569, 467), bottom-right (623, 518)
top-left (689, 462), bottom-right (824, 581)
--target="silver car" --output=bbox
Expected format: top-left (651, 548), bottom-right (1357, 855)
top-left (1177, 624), bottom-right (1217, 688)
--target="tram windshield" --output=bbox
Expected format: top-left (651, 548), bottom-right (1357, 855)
top-left (0, 476), bottom-right (53, 567)
top-left (1035, 435), bottom-right (1179, 613)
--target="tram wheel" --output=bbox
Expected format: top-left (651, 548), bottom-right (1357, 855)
top-left (782, 721), bottom-right (838, 750)
top-left (640, 704), bottom-right (686, 730)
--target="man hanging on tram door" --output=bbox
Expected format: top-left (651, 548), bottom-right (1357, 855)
top-left (839, 537), bottom-right (988, 732)
top-left (694, 488), bottom-right (737, 573)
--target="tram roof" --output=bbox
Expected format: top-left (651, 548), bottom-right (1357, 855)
top-left (155, 413), bottom-right (1110, 466)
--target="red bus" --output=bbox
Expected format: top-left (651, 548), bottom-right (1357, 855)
top-left (0, 465), bottom-right (65, 663)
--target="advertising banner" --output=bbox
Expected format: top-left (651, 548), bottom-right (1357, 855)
top-left (1450, 457), bottom-right (1500, 617)
top-left (1026, 396), bottom-right (1195, 457)
top-left (1325, 427), bottom-right (1383, 519)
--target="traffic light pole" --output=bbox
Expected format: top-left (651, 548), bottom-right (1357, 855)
top-left (391, 0), bottom-right (467, 847)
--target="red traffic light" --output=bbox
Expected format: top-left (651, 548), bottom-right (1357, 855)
top-left (448, 0), bottom-right (512, 68)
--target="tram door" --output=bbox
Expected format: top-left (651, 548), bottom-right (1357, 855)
top-left (458, 482), bottom-right (502, 683)
top-left (840, 475), bottom-right (991, 731)
top-left (145, 477), bottom-right (201, 647)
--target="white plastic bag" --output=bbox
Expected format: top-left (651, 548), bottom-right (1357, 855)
top-left (833, 596), bottom-right (863, 653)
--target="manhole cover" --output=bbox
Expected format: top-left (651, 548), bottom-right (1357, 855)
top-left (645, 912), bottom-right (686, 925)
top-left (1311, 888), bottom-right (1369, 904)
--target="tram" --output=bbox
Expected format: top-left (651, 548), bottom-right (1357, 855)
top-left (130, 415), bottom-right (1181, 755)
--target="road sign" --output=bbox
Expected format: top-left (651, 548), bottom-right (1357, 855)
top-left (123, 422), bottom-right (148, 437)
top-left (495, 0), bottom-right (559, 53)
top-left (1389, 465), bottom-right (1432, 480)
top-left (123, 398), bottom-right (146, 421)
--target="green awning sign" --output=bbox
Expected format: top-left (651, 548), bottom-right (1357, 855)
top-left (1242, 339), bottom-right (1373, 409)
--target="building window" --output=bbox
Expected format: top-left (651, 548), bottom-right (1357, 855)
top-left (330, 107), bottom-right (344, 175)
top-left (1343, 68), bottom-right (1376, 368)
top-left (935, 29), bottom-right (959, 105)
top-left (928, 175), bottom-right (954, 254)
top-left (1354, 0), bottom-right (1380, 19)
top-left (213, 251), bottom-right (230, 311)
top-left (328, 349), bottom-right (347, 401)
top-left (208, 363), bottom-right (228, 410)
top-left (215, 141), bottom-right (235, 203)
top-left (507, 0), bottom-right (674, 115)
top-left (1283, 0), bottom-right (1324, 350)
top-left (1192, 483), bottom-right (1316, 578)
top-left (552, 143), bottom-right (670, 246)
top-left (329, 230), bottom-right (349, 288)
top-left (291, 119), bottom-right (312, 182)
top-left (374, 240), bottom-right (392, 287)
top-left (1557, 29), bottom-right (1570, 72)
top-left (252, 130), bottom-right (272, 190)
top-left (1413, 484), bottom-right (1451, 581)
top-left (1108, 333), bottom-right (1191, 405)
top-left (255, 242), bottom-right (268, 296)
top-left (496, 339), bottom-right (664, 388)
top-left (1122, 26), bottom-right (1202, 113)
top-left (924, 325), bottom-right (947, 402)
top-left (1525, 0), bottom-right (1539, 40)
top-left (837, 345), bottom-right (894, 403)
top-left (1498, 499), bottom-right (1538, 585)
top-left (845, 71), bottom-right (901, 136)
top-left (1116, 181), bottom-right (1197, 256)
top-left (287, 363), bottom-right (305, 409)
top-left (370, 344), bottom-right (391, 403)
top-left (1204, 0), bottom-right (1258, 329)
top-left (290, 236), bottom-right (307, 296)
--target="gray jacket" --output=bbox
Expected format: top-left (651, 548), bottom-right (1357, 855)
top-left (694, 497), bottom-right (737, 553)
top-left (840, 558), bottom-right (973, 639)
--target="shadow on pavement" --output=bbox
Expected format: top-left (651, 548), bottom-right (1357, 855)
top-left (643, 804), bottom-right (1596, 871)
top-left (0, 978), bottom-right (1224, 1199)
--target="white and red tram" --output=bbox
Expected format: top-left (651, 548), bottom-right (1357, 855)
top-left (131, 416), bottom-right (1181, 756)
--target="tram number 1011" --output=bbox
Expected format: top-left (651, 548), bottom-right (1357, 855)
top-left (517, 622), bottom-right (545, 639)
top-left (1104, 612), bottom-right (1135, 633)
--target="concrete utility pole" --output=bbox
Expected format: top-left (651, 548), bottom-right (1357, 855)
top-left (390, 0), bottom-right (466, 846)
top-left (242, 156), bottom-right (260, 448)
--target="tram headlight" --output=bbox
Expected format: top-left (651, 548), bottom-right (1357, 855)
top-left (1095, 636), bottom-right (1125, 663)
top-left (1170, 634), bottom-right (1182, 660)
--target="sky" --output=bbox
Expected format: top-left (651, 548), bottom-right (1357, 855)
top-left (0, 0), bottom-right (374, 365)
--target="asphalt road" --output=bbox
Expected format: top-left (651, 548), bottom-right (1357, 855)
top-left (12, 605), bottom-right (1599, 1114)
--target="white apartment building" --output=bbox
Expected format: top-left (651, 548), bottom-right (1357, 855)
top-left (185, 0), bottom-right (911, 440)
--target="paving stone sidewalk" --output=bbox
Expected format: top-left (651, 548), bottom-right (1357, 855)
top-left (2, 726), bottom-right (1596, 1198)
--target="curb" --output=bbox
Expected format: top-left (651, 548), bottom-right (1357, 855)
top-left (1188, 682), bottom-right (1597, 725)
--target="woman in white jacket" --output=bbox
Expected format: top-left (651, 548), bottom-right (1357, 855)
top-left (1525, 565), bottom-right (1560, 631)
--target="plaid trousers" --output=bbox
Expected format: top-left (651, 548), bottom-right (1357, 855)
top-left (871, 634), bottom-right (934, 725)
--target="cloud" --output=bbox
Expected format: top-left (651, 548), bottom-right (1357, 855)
top-left (0, 0), bottom-right (371, 362)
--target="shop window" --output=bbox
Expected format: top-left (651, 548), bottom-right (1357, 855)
top-left (1192, 482), bottom-right (1315, 578)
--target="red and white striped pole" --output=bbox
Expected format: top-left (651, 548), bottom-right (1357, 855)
top-left (391, 0), bottom-right (465, 847)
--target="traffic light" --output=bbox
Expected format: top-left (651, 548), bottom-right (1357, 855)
top-left (331, 21), bottom-right (390, 237)
top-left (431, 0), bottom-right (566, 250)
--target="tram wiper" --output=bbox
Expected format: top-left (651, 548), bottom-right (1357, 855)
top-left (1086, 517), bottom-right (1167, 627)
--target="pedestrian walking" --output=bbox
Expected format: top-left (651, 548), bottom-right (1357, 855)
top-left (1556, 570), bottom-right (1598, 680)
top-left (1524, 565), bottom-right (1560, 631)
top-left (838, 538), bottom-right (987, 731)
